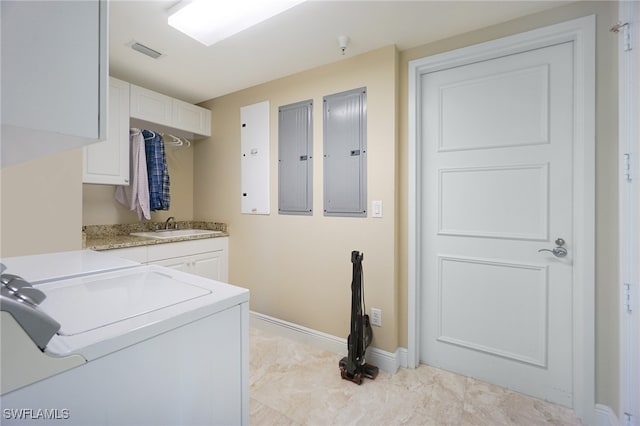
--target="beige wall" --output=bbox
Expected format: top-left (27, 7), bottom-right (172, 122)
top-left (195, 45), bottom-right (399, 351)
top-left (0, 148), bottom-right (83, 257)
top-left (82, 139), bottom-right (195, 225)
top-left (397, 0), bottom-right (619, 413)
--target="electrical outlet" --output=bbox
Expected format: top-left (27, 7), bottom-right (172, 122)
top-left (370, 308), bottom-right (382, 327)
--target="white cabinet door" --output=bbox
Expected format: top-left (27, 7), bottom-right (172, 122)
top-left (151, 256), bottom-right (192, 275)
top-left (172, 99), bottom-right (211, 136)
top-left (130, 84), bottom-right (211, 137)
top-left (83, 77), bottom-right (130, 185)
top-left (130, 84), bottom-right (173, 125)
top-left (104, 237), bottom-right (229, 282)
top-left (150, 251), bottom-right (225, 282)
top-left (1, 0), bottom-right (108, 167)
top-left (191, 251), bottom-right (225, 281)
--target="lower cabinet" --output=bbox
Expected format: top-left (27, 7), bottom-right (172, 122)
top-left (103, 237), bottom-right (228, 282)
top-left (150, 251), bottom-right (226, 282)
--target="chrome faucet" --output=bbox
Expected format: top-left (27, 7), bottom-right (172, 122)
top-left (164, 216), bottom-right (176, 230)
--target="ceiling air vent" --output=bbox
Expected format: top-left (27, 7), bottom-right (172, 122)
top-left (130, 42), bottom-right (163, 59)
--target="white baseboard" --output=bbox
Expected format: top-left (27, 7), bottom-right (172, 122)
top-left (250, 311), bottom-right (407, 373)
top-left (594, 404), bottom-right (620, 426)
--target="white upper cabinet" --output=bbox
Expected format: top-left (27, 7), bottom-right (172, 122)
top-left (83, 78), bottom-right (131, 185)
top-left (1, 0), bottom-right (108, 167)
top-left (84, 81), bottom-right (211, 185)
top-left (130, 84), bottom-right (211, 137)
top-left (130, 85), bottom-right (173, 126)
top-left (172, 99), bottom-right (212, 136)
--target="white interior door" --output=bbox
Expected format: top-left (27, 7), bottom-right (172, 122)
top-left (420, 41), bottom-right (575, 406)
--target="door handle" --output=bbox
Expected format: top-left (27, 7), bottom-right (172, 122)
top-left (538, 238), bottom-right (567, 258)
top-left (538, 247), bottom-right (568, 258)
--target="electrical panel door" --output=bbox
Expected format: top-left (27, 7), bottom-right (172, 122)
top-left (278, 100), bottom-right (313, 215)
top-left (241, 101), bottom-right (270, 215)
top-left (323, 88), bottom-right (367, 217)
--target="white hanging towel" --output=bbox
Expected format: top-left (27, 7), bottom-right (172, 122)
top-left (115, 128), bottom-right (151, 220)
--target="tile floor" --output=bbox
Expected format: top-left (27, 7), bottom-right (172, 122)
top-left (249, 327), bottom-right (583, 425)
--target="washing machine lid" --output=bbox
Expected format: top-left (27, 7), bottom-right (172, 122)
top-left (3, 251), bottom-right (249, 361)
top-left (1, 250), bottom-right (139, 284)
top-left (37, 267), bottom-right (211, 336)
top-left (36, 264), bottom-right (249, 360)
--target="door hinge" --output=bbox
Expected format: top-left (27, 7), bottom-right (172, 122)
top-left (624, 153), bottom-right (632, 183)
top-left (611, 22), bottom-right (632, 51)
top-left (624, 412), bottom-right (632, 426)
top-left (624, 25), bottom-right (632, 51)
top-left (625, 283), bottom-right (633, 314)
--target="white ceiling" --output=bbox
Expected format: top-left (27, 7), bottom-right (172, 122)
top-left (109, 0), bottom-right (569, 104)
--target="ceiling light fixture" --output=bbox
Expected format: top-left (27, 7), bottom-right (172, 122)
top-left (168, 0), bottom-right (306, 47)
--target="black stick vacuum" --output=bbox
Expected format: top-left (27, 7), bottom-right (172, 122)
top-left (339, 251), bottom-right (379, 384)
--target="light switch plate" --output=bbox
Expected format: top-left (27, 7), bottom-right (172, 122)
top-left (372, 200), bottom-right (383, 218)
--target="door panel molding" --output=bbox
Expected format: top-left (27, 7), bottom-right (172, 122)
top-left (438, 163), bottom-right (549, 240)
top-left (408, 15), bottom-right (595, 424)
top-left (437, 64), bottom-right (551, 152)
top-left (436, 255), bottom-right (549, 367)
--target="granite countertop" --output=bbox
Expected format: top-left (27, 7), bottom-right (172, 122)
top-left (84, 221), bottom-right (228, 251)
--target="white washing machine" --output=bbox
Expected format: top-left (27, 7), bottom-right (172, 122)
top-left (0, 250), bottom-right (249, 425)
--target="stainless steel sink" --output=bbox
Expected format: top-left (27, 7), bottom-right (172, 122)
top-left (130, 229), bottom-right (223, 240)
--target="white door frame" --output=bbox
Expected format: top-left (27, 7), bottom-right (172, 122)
top-left (618, 2), bottom-right (639, 425)
top-left (408, 16), bottom-right (596, 424)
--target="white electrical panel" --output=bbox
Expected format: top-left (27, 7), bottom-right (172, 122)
top-left (240, 101), bottom-right (270, 215)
